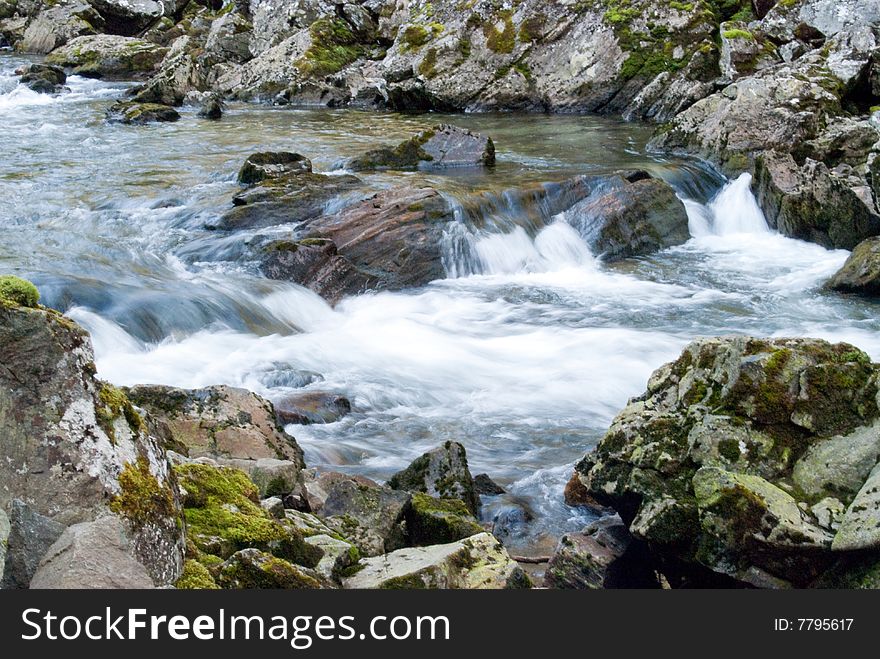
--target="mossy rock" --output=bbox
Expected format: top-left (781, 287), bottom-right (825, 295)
top-left (175, 559), bottom-right (219, 589)
top-left (217, 548), bottom-right (323, 589)
top-left (106, 101), bottom-right (180, 125)
top-left (406, 493), bottom-right (484, 546)
top-left (0, 276), bottom-right (40, 308)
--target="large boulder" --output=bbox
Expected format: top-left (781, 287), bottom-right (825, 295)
top-left (46, 34), bottom-right (169, 77)
top-left (88, 0), bottom-right (164, 36)
top-left (18, 0), bottom-right (102, 54)
top-left (570, 336), bottom-right (880, 587)
top-left (205, 11), bottom-right (253, 64)
top-left (0, 281), bottom-right (185, 587)
top-left (346, 124), bottom-right (495, 171)
top-left (826, 237), bottom-right (880, 295)
top-left (1, 500), bottom-right (65, 589)
top-left (388, 441), bottom-right (480, 516)
top-left (126, 384), bottom-right (306, 467)
top-left (342, 532), bottom-right (531, 589)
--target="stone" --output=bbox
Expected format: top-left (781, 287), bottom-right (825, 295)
top-left (320, 478), bottom-right (411, 556)
top-left (826, 238), bottom-right (880, 296)
top-left (215, 458), bottom-right (302, 498)
top-left (1, 500), bottom-right (65, 589)
top-left (832, 461), bottom-right (880, 551)
top-left (305, 534), bottom-right (359, 582)
top-left (405, 493), bottom-right (484, 546)
top-left (88, 0), bottom-right (164, 36)
top-left (29, 516), bottom-right (154, 589)
top-left (347, 124), bottom-right (495, 171)
top-left (274, 391), bottom-right (351, 425)
top-left (205, 11), bottom-right (253, 64)
top-left (473, 474), bottom-right (505, 496)
top-left (301, 470), bottom-right (380, 514)
top-left (46, 35), bottom-right (168, 78)
top-left (342, 533), bottom-right (531, 589)
top-left (388, 441), bottom-right (480, 516)
top-left (216, 548), bottom-right (323, 588)
top-left (792, 422), bottom-right (880, 502)
top-left (261, 496), bottom-right (285, 519)
top-left (719, 22), bottom-right (778, 81)
top-left (106, 101), bottom-right (181, 124)
top-left (0, 509), bottom-right (8, 585)
top-left (126, 384), bottom-right (305, 467)
top-left (18, 1), bottom-right (101, 54)
top-left (17, 63), bottom-right (66, 93)
top-left (237, 151), bottom-right (312, 185)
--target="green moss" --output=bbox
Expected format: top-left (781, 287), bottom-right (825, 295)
top-left (483, 11), bottom-right (516, 54)
top-left (219, 551), bottom-right (322, 589)
top-left (407, 492), bottom-right (483, 546)
top-left (402, 24), bottom-right (430, 50)
top-left (722, 28), bottom-right (754, 41)
top-left (718, 438), bottom-right (741, 462)
top-left (418, 47), bottom-right (438, 78)
top-left (518, 15), bottom-right (545, 42)
top-left (298, 18), bottom-right (362, 78)
top-left (176, 559), bottom-right (219, 589)
top-left (0, 275), bottom-right (40, 308)
top-left (339, 562), bottom-right (366, 578)
top-left (110, 456), bottom-right (177, 529)
top-left (379, 573), bottom-right (430, 589)
top-left (97, 382), bottom-right (145, 442)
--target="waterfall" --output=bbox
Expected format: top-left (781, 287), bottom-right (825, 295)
top-left (685, 173), bottom-right (770, 237)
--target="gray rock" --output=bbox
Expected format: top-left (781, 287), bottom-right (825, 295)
top-left (216, 458), bottom-right (303, 497)
top-left (17, 63), bottom-right (66, 93)
top-left (46, 35), bottom-right (168, 77)
top-left (216, 548), bottom-right (323, 588)
top-left (826, 237), bottom-right (880, 296)
top-left (206, 11), bottom-right (253, 64)
top-left (473, 473), bottom-right (505, 495)
top-left (275, 391), bottom-right (352, 425)
top-left (18, 0), bottom-right (101, 54)
top-left (0, 509), bottom-right (8, 585)
top-left (320, 479), bottom-right (411, 556)
top-left (347, 124), bottom-right (495, 171)
top-left (833, 461), bottom-right (880, 551)
top-left (388, 441), bottom-right (480, 516)
top-left (342, 532), bottom-right (530, 589)
top-left (1, 500), bottom-right (65, 589)
top-left (29, 516), bottom-right (154, 589)
top-left (88, 0), bottom-right (164, 35)
top-left (237, 151), bottom-right (312, 185)
top-left (793, 422), bottom-right (880, 500)
top-left (261, 496), bottom-right (286, 519)
top-left (106, 100), bottom-right (181, 124)
top-left (305, 534), bottom-right (358, 582)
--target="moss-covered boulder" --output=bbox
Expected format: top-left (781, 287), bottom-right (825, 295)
top-left (216, 548), bottom-right (323, 589)
top-left (46, 34), bottom-right (168, 78)
top-left (570, 336), bottom-right (880, 587)
top-left (388, 441), bottom-right (481, 516)
top-left (826, 237), bottom-right (880, 296)
top-left (406, 493), bottom-right (484, 546)
top-left (347, 124), bottom-right (494, 171)
top-left (342, 533), bottom-right (531, 589)
top-left (237, 151), bottom-right (313, 186)
top-left (174, 463), bottom-right (322, 567)
top-left (106, 100), bottom-right (181, 124)
top-left (176, 559), bottom-right (219, 589)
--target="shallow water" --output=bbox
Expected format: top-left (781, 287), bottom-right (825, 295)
top-left (4, 52), bottom-right (880, 552)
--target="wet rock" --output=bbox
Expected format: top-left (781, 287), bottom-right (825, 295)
top-left (320, 478), bottom-right (411, 556)
top-left (1, 500), bottom-right (65, 589)
top-left (261, 186), bottom-right (452, 304)
top-left (0, 286), bottom-right (185, 587)
top-left (342, 532), bottom-right (531, 589)
top-left (347, 124), bottom-right (495, 171)
top-left (237, 151), bottom-right (313, 185)
top-left (489, 502), bottom-right (533, 544)
top-left (275, 391), bottom-right (351, 425)
top-left (46, 35), bottom-right (168, 78)
top-left (18, 0), bottom-right (101, 54)
top-left (473, 473), bottom-right (505, 495)
top-left (826, 237), bottom-right (880, 296)
top-left (405, 493), bottom-right (484, 546)
top-left (388, 441), bottom-right (480, 516)
top-left (570, 336), bottom-right (880, 587)
top-left (17, 63), bottom-right (66, 93)
top-left (131, 36), bottom-right (208, 106)
top-left (106, 100), bottom-right (181, 124)
top-left (196, 93), bottom-right (224, 120)
top-left (544, 514), bottom-right (658, 589)
top-left (216, 548), bottom-right (323, 588)
top-left (126, 384), bottom-right (305, 467)
top-left (29, 516), bottom-right (154, 589)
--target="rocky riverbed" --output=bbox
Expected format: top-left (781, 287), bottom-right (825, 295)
top-left (3, 0), bottom-right (880, 589)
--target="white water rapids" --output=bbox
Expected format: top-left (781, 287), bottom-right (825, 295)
top-left (4, 53), bottom-right (879, 550)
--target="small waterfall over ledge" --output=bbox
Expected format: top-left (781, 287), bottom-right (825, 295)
top-left (684, 173), bottom-right (770, 237)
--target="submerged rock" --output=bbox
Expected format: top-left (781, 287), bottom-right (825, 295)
top-left (342, 532), bottom-right (531, 589)
top-left (46, 34), bottom-right (168, 78)
top-left (274, 391), bottom-right (352, 425)
top-left (347, 124), bottom-right (495, 171)
top-left (569, 336), bottom-right (880, 587)
top-left (826, 237), bottom-right (880, 296)
top-left (388, 441), bottom-right (480, 516)
top-left (106, 100), bottom-right (181, 124)
top-left (237, 151), bottom-right (313, 185)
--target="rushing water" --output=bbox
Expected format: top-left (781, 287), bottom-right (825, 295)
top-left (4, 53), bottom-right (880, 553)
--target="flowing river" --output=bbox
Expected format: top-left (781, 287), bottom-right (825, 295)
top-left (4, 52), bottom-right (880, 554)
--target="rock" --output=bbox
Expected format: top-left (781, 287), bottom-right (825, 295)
top-left (126, 384), bottom-right (305, 467)
top-left (283, 509), bottom-right (339, 538)
top-left (18, 1), bottom-right (101, 54)
top-left (301, 470), bottom-right (380, 514)
top-left (320, 478), bottom-right (411, 556)
top-left (570, 336), bottom-right (880, 586)
top-left (29, 516), bottom-right (155, 589)
top-left (564, 173), bottom-right (690, 261)
top-left (261, 496), bottom-right (285, 519)
top-left (247, 0), bottom-right (335, 57)
top-left (342, 532), bottom-right (531, 589)
top-left (826, 237), bottom-right (880, 296)
top-left (305, 534), bottom-right (359, 582)
top-left (473, 474), bottom-right (505, 496)
top-left (0, 509), bottom-right (8, 585)
top-left (131, 36), bottom-right (208, 106)
top-left (174, 462), bottom-right (322, 566)
top-left (175, 559), bottom-right (219, 589)
top-left (388, 441), bottom-right (480, 516)
top-left (832, 461), bottom-right (880, 551)
top-left (0, 288), bottom-right (185, 587)
top-left (1, 500), bottom-right (65, 589)
top-left (215, 458), bottom-right (302, 497)
top-left (753, 150), bottom-right (880, 250)
top-left (347, 124), bottom-right (495, 171)
top-left (88, 0), bottom-right (164, 36)
top-left (719, 22), bottom-right (778, 81)
top-left (237, 151), bottom-right (313, 185)
top-left (205, 11), bottom-right (253, 64)
top-left (196, 93), bottom-right (224, 120)
top-left (489, 502), bottom-right (533, 543)
top-left (261, 186), bottom-right (451, 304)
top-left (275, 391), bottom-right (351, 425)
top-left (216, 548), bottom-right (323, 588)
top-left (106, 101), bottom-right (181, 124)
top-left (405, 493), bottom-right (484, 546)
top-left (17, 63), bottom-right (66, 93)
top-left (46, 35), bottom-right (168, 78)
top-left (544, 514), bottom-right (658, 589)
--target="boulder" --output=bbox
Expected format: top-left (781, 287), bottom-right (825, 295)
top-left (274, 391), bottom-right (352, 425)
top-left (473, 474), bottom-right (505, 496)
top-left (216, 548), bottom-right (323, 588)
top-left (18, 1), bottom-right (101, 54)
top-left (320, 478), bottom-right (411, 556)
top-left (88, 0), bottom-right (164, 36)
top-left (347, 124), bottom-right (495, 171)
top-left (126, 384), bottom-right (305, 467)
top-left (261, 186), bottom-right (451, 304)
top-left (131, 36), bottom-right (208, 106)
top-left (106, 100), bottom-right (181, 124)
top-left (305, 534), bottom-right (359, 582)
top-left (261, 496), bottom-right (286, 519)
top-left (544, 514), bottom-right (658, 589)
top-left (237, 151), bottom-right (313, 185)
top-left (29, 516), bottom-right (155, 589)
top-left (342, 533), bottom-right (531, 589)
top-left (301, 470), bottom-right (379, 514)
top-left (826, 237), bottom-right (880, 296)
top-left (215, 457), bottom-right (303, 497)
top-left (388, 441), bottom-right (480, 516)
top-left (46, 35), bottom-right (168, 78)
top-left (833, 461), bottom-right (880, 551)
top-left (719, 22), bottom-right (778, 81)
top-left (570, 336), bottom-right (880, 587)
top-left (1, 500), bottom-right (65, 589)
top-left (0, 509), bottom-right (7, 585)
top-left (205, 11), bottom-right (253, 63)
top-left (405, 493), bottom-right (484, 546)
top-left (17, 63), bottom-right (66, 93)
top-left (195, 93), bottom-right (224, 120)
top-left (0, 286), bottom-right (185, 587)
top-left (175, 559), bottom-right (219, 589)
